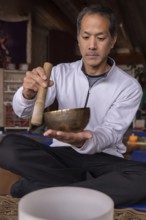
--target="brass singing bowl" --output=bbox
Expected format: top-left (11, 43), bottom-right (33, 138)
top-left (43, 107), bottom-right (90, 132)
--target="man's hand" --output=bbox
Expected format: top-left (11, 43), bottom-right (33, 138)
top-left (43, 130), bottom-right (92, 148)
top-left (22, 67), bottom-right (54, 99)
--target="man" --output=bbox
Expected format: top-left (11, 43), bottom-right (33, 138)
top-left (0, 4), bottom-right (146, 207)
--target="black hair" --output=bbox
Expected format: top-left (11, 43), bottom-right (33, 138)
top-left (77, 4), bottom-right (118, 38)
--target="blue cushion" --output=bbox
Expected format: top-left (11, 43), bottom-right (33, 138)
top-left (131, 150), bottom-right (146, 162)
top-left (118, 204), bottom-right (146, 211)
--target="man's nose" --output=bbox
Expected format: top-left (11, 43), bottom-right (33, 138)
top-left (89, 37), bottom-right (97, 49)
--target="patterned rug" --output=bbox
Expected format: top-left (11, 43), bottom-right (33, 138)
top-left (0, 195), bottom-right (146, 220)
top-left (0, 196), bottom-right (19, 220)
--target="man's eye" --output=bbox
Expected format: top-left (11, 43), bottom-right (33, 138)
top-left (98, 38), bottom-right (105, 41)
top-left (82, 36), bottom-right (89, 39)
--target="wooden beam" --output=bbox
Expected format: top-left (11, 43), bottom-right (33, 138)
top-left (117, 0), bottom-right (146, 58)
top-left (51, 0), bottom-right (86, 25)
top-left (32, 0), bottom-right (76, 37)
top-left (110, 52), bottom-right (145, 65)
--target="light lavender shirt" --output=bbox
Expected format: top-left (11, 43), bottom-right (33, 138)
top-left (13, 58), bottom-right (142, 157)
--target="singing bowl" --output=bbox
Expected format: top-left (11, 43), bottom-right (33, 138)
top-left (43, 107), bottom-right (90, 132)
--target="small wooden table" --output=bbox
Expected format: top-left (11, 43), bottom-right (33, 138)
top-left (124, 140), bottom-right (146, 159)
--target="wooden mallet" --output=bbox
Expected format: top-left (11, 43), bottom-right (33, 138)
top-left (30, 62), bottom-right (53, 127)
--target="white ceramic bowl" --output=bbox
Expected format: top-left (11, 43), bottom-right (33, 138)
top-left (18, 186), bottom-right (114, 220)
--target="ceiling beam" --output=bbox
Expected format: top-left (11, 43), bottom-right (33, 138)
top-left (117, 0), bottom-right (146, 59)
top-left (51, 0), bottom-right (86, 25)
top-left (32, 0), bottom-right (76, 37)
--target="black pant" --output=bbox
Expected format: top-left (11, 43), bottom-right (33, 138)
top-left (0, 134), bottom-right (146, 207)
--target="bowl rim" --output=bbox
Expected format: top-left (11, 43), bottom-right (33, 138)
top-left (44, 107), bottom-right (90, 114)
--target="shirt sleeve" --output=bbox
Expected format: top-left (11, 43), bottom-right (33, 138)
top-left (12, 87), bottom-right (36, 119)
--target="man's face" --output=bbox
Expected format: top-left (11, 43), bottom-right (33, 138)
top-left (78, 13), bottom-right (117, 73)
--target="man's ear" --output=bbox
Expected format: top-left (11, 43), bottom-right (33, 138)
top-left (111, 34), bottom-right (117, 49)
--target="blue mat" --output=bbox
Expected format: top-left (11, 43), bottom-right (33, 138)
top-left (22, 132), bottom-right (52, 145)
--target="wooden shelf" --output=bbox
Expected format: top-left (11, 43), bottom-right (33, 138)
top-left (0, 68), bottom-right (29, 128)
top-left (4, 91), bottom-right (16, 94)
top-left (3, 69), bottom-right (26, 73)
top-left (127, 141), bottom-right (146, 146)
top-left (5, 127), bottom-right (29, 130)
top-left (126, 141), bottom-right (146, 153)
top-left (4, 80), bottom-right (22, 83)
